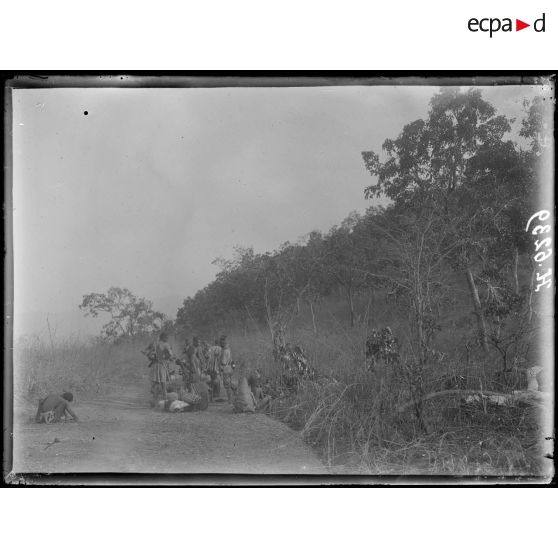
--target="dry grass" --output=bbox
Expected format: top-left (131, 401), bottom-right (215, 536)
top-left (13, 319), bottom-right (552, 478)
top-left (227, 322), bottom-right (552, 478)
top-left (13, 333), bottom-right (147, 404)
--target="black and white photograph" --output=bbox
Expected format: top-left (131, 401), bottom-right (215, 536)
top-left (4, 75), bottom-right (555, 483)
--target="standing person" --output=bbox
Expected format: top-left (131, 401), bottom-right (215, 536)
top-left (178, 338), bottom-right (192, 387)
top-left (151, 332), bottom-right (174, 404)
top-left (200, 340), bottom-right (210, 370)
top-left (186, 337), bottom-right (206, 381)
top-left (220, 335), bottom-right (234, 404)
top-left (35, 392), bottom-right (78, 423)
top-left (207, 338), bottom-right (223, 401)
top-left (194, 337), bottom-right (207, 378)
top-left (182, 338), bottom-right (192, 360)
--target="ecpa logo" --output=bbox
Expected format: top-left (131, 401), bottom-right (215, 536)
top-left (468, 13), bottom-right (546, 37)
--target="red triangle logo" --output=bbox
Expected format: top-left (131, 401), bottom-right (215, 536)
top-left (516, 19), bottom-right (530, 31)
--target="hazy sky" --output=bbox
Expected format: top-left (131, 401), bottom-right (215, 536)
top-left (12, 84), bottom-right (542, 321)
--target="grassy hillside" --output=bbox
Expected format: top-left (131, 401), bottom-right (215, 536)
top-left (201, 271), bottom-right (549, 476)
top-left (12, 280), bottom-right (550, 478)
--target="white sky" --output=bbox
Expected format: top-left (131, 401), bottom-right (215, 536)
top-left (11, 84), bottom-right (542, 319)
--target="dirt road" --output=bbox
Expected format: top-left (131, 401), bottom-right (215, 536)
top-left (11, 387), bottom-right (326, 475)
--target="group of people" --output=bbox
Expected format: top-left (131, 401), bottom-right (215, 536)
top-left (181, 335), bottom-right (234, 403)
top-left (32, 328), bottom-right (316, 425)
top-left (143, 332), bottom-right (237, 407)
top-left (365, 326), bottom-right (400, 369)
top-left (143, 332), bottom-right (271, 413)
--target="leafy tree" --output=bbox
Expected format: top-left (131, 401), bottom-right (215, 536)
top-left (299, 231), bottom-right (336, 331)
top-left (174, 235), bottom-right (337, 337)
top-left (79, 287), bottom-right (165, 342)
top-left (323, 212), bottom-right (370, 327)
top-left (272, 236), bottom-right (335, 332)
top-left (363, 206), bottom-right (455, 364)
top-left (520, 95), bottom-right (552, 154)
top-left (362, 87), bottom-right (525, 351)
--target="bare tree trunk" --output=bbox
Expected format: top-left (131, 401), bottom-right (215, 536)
top-left (263, 278), bottom-right (275, 341)
top-left (347, 286), bottom-right (355, 327)
top-left (465, 267), bottom-right (489, 352)
top-left (363, 293), bottom-right (373, 328)
top-left (309, 301), bottom-right (317, 334)
top-left (512, 246), bottom-right (520, 295)
top-left (527, 259), bottom-right (536, 323)
top-left (415, 307), bottom-right (427, 364)
top-left (46, 314), bottom-right (56, 362)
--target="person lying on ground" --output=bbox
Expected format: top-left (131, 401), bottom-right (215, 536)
top-left (35, 392), bottom-right (78, 424)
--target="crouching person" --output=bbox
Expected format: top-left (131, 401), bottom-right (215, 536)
top-left (248, 370), bottom-right (271, 412)
top-left (233, 374), bottom-right (256, 413)
top-left (190, 380), bottom-right (210, 411)
top-left (35, 392), bottom-right (79, 424)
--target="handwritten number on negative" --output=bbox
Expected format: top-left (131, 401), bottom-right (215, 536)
top-left (535, 269), bottom-right (553, 292)
top-left (534, 237), bottom-right (552, 251)
top-left (532, 224), bottom-right (551, 236)
top-left (534, 248), bottom-right (553, 263)
top-left (525, 210), bottom-right (550, 232)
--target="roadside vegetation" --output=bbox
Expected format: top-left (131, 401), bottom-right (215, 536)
top-left (14, 334), bottom-right (148, 404)
top-left (171, 89), bottom-right (552, 476)
top-left (14, 88), bottom-right (552, 476)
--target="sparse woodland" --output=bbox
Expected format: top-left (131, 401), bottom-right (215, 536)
top-left (16, 89), bottom-right (553, 475)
